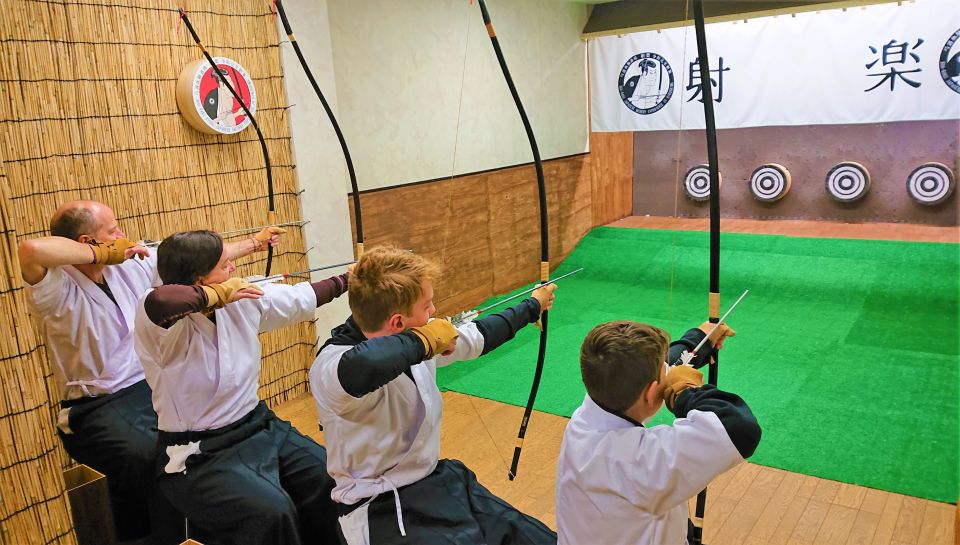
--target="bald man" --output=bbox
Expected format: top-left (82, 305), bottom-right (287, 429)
top-left (19, 201), bottom-right (283, 544)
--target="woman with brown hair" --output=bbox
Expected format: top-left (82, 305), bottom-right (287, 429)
top-left (134, 230), bottom-right (346, 545)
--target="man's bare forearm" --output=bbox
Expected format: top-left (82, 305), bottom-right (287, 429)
top-left (18, 237), bottom-right (96, 284)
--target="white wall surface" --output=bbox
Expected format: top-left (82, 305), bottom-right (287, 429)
top-left (275, 0), bottom-right (353, 340)
top-left (326, 0), bottom-right (589, 189)
top-left (277, 0), bottom-right (589, 340)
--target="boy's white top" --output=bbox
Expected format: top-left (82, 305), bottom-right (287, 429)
top-left (556, 394), bottom-right (744, 545)
top-left (25, 252), bottom-right (160, 400)
top-left (134, 281), bottom-right (317, 432)
top-left (309, 322), bottom-right (485, 505)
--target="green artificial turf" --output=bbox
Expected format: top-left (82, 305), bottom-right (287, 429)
top-left (437, 226), bottom-right (959, 503)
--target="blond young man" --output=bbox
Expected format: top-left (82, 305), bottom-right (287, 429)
top-left (556, 321), bottom-right (761, 545)
top-left (310, 246), bottom-right (558, 545)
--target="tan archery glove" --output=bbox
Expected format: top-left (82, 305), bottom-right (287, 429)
top-left (201, 277), bottom-right (263, 309)
top-left (662, 365), bottom-right (705, 411)
top-left (252, 226), bottom-right (287, 251)
top-left (531, 283), bottom-right (557, 313)
top-left (89, 238), bottom-right (142, 265)
top-left (697, 321), bottom-right (737, 350)
top-left (410, 319), bottom-right (460, 359)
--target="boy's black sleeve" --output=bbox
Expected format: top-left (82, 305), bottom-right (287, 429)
top-left (673, 384), bottom-right (761, 459)
top-left (337, 333), bottom-right (427, 397)
top-left (667, 327), bottom-right (713, 368)
top-left (474, 298), bottom-right (541, 355)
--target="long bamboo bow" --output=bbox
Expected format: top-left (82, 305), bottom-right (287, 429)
top-left (475, 0), bottom-right (551, 481)
top-left (178, 9), bottom-right (277, 277)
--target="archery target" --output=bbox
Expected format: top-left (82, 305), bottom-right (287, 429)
top-left (825, 161), bottom-right (871, 202)
top-left (176, 57), bottom-right (257, 135)
top-left (750, 163), bottom-right (791, 202)
top-left (906, 162), bottom-right (955, 205)
top-left (684, 165), bottom-right (722, 202)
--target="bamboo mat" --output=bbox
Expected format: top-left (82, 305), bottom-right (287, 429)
top-left (0, 1), bottom-right (312, 542)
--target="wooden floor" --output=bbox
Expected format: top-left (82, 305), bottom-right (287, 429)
top-left (274, 392), bottom-right (956, 545)
top-left (610, 216), bottom-right (959, 243)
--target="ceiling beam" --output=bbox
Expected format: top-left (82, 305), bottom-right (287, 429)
top-left (582, 0), bottom-right (903, 39)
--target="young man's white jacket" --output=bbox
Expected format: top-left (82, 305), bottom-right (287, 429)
top-left (311, 321), bottom-right (485, 506)
top-left (555, 329), bottom-right (761, 545)
top-left (309, 297), bottom-right (545, 542)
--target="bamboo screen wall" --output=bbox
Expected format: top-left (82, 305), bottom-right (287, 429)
top-left (0, 1), bottom-right (313, 542)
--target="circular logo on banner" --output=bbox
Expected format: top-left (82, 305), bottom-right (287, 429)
top-left (941, 28), bottom-right (960, 94)
top-left (176, 57), bottom-right (257, 134)
top-left (618, 53), bottom-right (674, 115)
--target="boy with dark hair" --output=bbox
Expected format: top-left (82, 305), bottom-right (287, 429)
top-left (556, 320), bottom-right (761, 545)
top-left (310, 245), bottom-right (558, 545)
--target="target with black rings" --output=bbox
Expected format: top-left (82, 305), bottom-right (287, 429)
top-left (684, 165), bottom-right (721, 202)
top-left (750, 163), bottom-right (792, 202)
top-left (906, 162), bottom-right (955, 205)
top-left (825, 161), bottom-right (871, 202)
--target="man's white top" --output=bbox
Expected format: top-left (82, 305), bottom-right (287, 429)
top-left (309, 322), bottom-right (485, 505)
top-left (134, 281), bottom-right (317, 432)
top-left (556, 394), bottom-right (744, 545)
top-left (26, 252), bottom-right (159, 400)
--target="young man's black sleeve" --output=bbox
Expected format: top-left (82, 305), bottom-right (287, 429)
top-left (337, 333), bottom-right (427, 397)
top-left (667, 327), bottom-right (713, 368)
top-left (474, 298), bottom-right (541, 355)
top-left (672, 385), bottom-right (761, 459)
top-left (337, 296), bottom-right (540, 397)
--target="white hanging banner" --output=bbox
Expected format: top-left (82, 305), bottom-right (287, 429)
top-left (589, 0), bottom-right (960, 131)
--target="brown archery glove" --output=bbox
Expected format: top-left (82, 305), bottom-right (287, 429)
top-left (252, 226), bottom-right (287, 251)
top-left (409, 319), bottom-right (460, 359)
top-left (201, 277), bottom-right (262, 309)
top-left (89, 238), bottom-right (140, 265)
top-left (530, 283), bottom-right (558, 330)
top-left (531, 283), bottom-right (557, 314)
top-left (698, 321), bottom-right (737, 351)
top-left (662, 365), bottom-right (705, 412)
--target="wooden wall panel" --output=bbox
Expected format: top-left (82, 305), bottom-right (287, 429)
top-left (590, 131), bottom-right (634, 226)
top-left (348, 154), bottom-right (593, 316)
top-left (632, 121), bottom-right (959, 226)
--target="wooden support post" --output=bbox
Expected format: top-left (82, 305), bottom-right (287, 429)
top-left (64, 465), bottom-right (117, 545)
